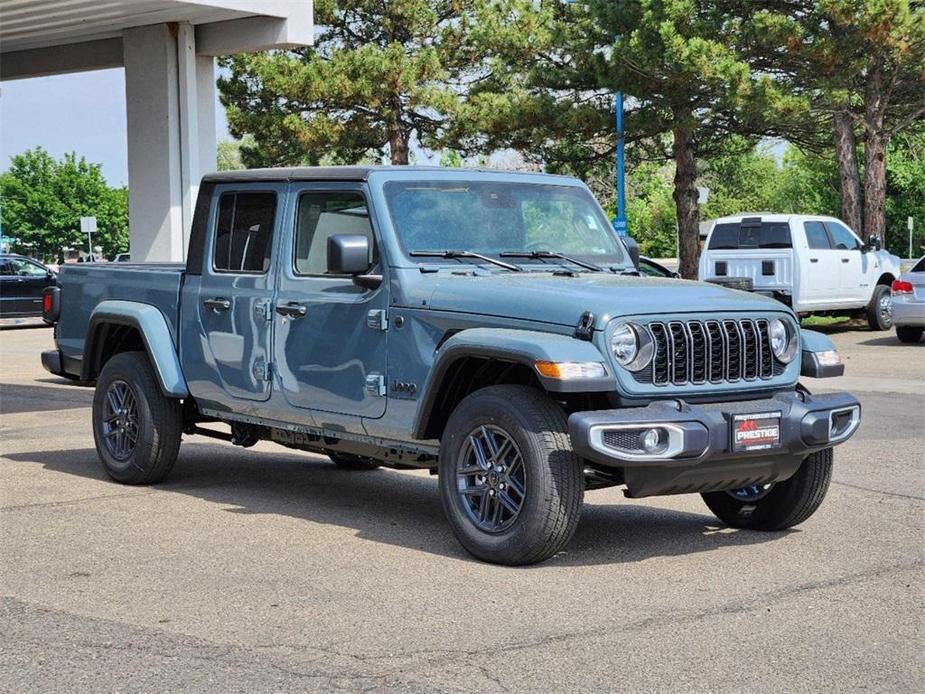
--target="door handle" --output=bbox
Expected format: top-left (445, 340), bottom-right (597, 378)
top-left (809, 258), bottom-right (819, 263)
top-left (203, 297), bottom-right (231, 311)
top-left (841, 258), bottom-right (850, 263)
top-left (275, 301), bottom-right (307, 318)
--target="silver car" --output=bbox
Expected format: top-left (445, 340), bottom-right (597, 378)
top-left (893, 256), bottom-right (925, 343)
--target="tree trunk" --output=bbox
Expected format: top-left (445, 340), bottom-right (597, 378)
top-left (862, 64), bottom-right (888, 240)
top-left (388, 95), bottom-right (410, 165)
top-left (672, 124), bottom-right (700, 280)
top-left (832, 111), bottom-right (863, 232)
top-left (863, 132), bottom-right (888, 241)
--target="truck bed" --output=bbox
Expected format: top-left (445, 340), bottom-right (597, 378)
top-left (55, 263), bottom-right (186, 371)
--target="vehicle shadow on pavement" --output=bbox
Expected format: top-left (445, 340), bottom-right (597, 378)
top-left (0, 320), bottom-right (51, 331)
top-left (5, 444), bottom-right (789, 566)
top-left (0, 382), bottom-right (94, 415)
top-left (858, 335), bottom-right (921, 347)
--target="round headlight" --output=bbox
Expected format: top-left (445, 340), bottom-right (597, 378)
top-left (610, 323), bottom-right (638, 366)
top-left (769, 318), bottom-right (797, 363)
top-left (609, 322), bottom-right (655, 371)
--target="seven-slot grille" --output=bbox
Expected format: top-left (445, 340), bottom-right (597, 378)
top-left (642, 319), bottom-right (777, 386)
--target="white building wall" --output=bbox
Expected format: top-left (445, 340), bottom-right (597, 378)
top-left (123, 24), bottom-right (186, 262)
top-left (123, 22), bottom-right (217, 262)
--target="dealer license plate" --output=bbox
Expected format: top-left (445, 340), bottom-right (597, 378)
top-left (732, 411), bottom-right (782, 452)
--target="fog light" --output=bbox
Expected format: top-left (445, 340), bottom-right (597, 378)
top-left (641, 428), bottom-right (664, 453)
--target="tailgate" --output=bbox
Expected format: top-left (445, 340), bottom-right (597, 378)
top-left (702, 250), bottom-right (794, 290)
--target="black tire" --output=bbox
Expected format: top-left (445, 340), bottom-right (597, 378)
top-left (328, 452), bottom-right (380, 471)
top-left (866, 284), bottom-right (893, 331)
top-left (701, 448), bottom-right (833, 530)
top-left (896, 326), bottom-right (923, 344)
top-left (92, 351), bottom-right (182, 485)
top-left (438, 385), bottom-right (583, 565)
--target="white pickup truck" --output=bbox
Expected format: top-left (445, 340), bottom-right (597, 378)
top-left (699, 214), bottom-right (902, 330)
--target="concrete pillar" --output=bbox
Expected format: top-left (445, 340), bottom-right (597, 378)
top-left (124, 22), bottom-right (216, 262)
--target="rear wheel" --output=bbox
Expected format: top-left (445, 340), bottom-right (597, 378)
top-left (866, 285), bottom-right (893, 331)
top-left (701, 448), bottom-right (833, 530)
top-left (92, 351), bottom-right (182, 484)
top-left (896, 326), bottom-right (923, 343)
top-left (328, 452), bottom-right (380, 471)
top-left (438, 385), bottom-right (583, 565)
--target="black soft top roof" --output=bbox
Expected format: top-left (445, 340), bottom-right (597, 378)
top-left (203, 165), bottom-right (454, 183)
top-left (201, 165), bottom-right (562, 184)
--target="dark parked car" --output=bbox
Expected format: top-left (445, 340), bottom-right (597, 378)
top-left (638, 256), bottom-right (679, 278)
top-left (0, 254), bottom-right (57, 318)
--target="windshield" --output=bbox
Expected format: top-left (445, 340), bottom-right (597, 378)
top-left (383, 180), bottom-right (627, 267)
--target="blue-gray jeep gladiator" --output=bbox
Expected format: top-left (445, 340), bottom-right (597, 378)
top-left (41, 166), bottom-right (861, 565)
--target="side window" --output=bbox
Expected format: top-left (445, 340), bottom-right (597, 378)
top-left (294, 192), bottom-right (375, 276)
top-left (826, 221), bottom-right (860, 250)
top-left (13, 260), bottom-right (48, 276)
top-left (804, 221), bottom-right (832, 250)
top-left (212, 192), bottom-right (277, 273)
top-left (0, 260), bottom-right (14, 276)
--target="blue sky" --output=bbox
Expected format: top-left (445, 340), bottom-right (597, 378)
top-left (1, 67), bottom-right (230, 186)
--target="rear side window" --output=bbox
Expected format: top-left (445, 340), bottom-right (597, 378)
top-left (212, 192), bottom-right (277, 273)
top-left (708, 221), bottom-right (792, 249)
top-left (294, 192), bottom-right (375, 276)
top-left (804, 221), bottom-right (832, 249)
top-left (912, 257), bottom-right (925, 272)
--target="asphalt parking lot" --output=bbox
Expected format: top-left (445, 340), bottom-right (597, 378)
top-left (1, 321), bottom-right (923, 692)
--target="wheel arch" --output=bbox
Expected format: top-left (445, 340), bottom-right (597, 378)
top-left (875, 272), bottom-right (896, 287)
top-left (83, 300), bottom-right (188, 398)
top-left (412, 328), bottom-right (614, 440)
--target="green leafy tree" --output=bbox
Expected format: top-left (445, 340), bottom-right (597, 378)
top-left (739, 0), bottom-right (925, 237)
top-left (0, 148), bottom-right (128, 261)
top-left (218, 0), bottom-right (498, 166)
top-left (884, 126), bottom-right (925, 255)
top-left (453, 0), bottom-right (786, 278)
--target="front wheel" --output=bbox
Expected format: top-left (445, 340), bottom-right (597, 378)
top-left (92, 351), bottom-right (182, 485)
top-left (701, 448), bottom-right (833, 530)
top-left (438, 385), bottom-right (584, 565)
top-left (866, 285), bottom-right (893, 331)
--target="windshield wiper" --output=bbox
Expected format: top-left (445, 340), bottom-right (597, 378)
top-left (499, 250), bottom-right (603, 272)
top-left (410, 250), bottom-right (522, 272)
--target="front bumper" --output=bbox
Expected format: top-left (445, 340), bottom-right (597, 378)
top-left (568, 390), bottom-right (860, 498)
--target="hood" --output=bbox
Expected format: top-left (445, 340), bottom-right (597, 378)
top-left (413, 272), bottom-right (787, 329)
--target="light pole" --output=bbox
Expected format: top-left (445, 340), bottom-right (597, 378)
top-left (612, 90), bottom-right (627, 237)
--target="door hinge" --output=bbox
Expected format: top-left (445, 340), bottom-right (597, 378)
top-left (255, 299), bottom-right (273, 323)
top-left (253, 359), bottom-right (273, 382)
top-left (365, 373), bottom-right (386, 397)
top-left (366, 309), bottom-right (388, 331)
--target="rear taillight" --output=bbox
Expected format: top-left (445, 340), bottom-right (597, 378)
top-left (891, 280), bottom-right (913, 295)
top-left (42, 286), bottom-right (60, 324)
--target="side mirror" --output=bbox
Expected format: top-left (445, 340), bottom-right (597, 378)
top-left (622, 236), bottom-right (640, 269)
top-left (327, 234), bottom-right (371, 275)
top-left (864, 235), bottom-right (882, 252)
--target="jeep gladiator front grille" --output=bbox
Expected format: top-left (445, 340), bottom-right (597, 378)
top-left (638, 319), bottom-right (780, 387)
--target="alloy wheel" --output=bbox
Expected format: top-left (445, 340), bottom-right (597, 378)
top-left (456, 425), bottom-right (527, 533)
top-left (101, 379), bottom-right (139, 460)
